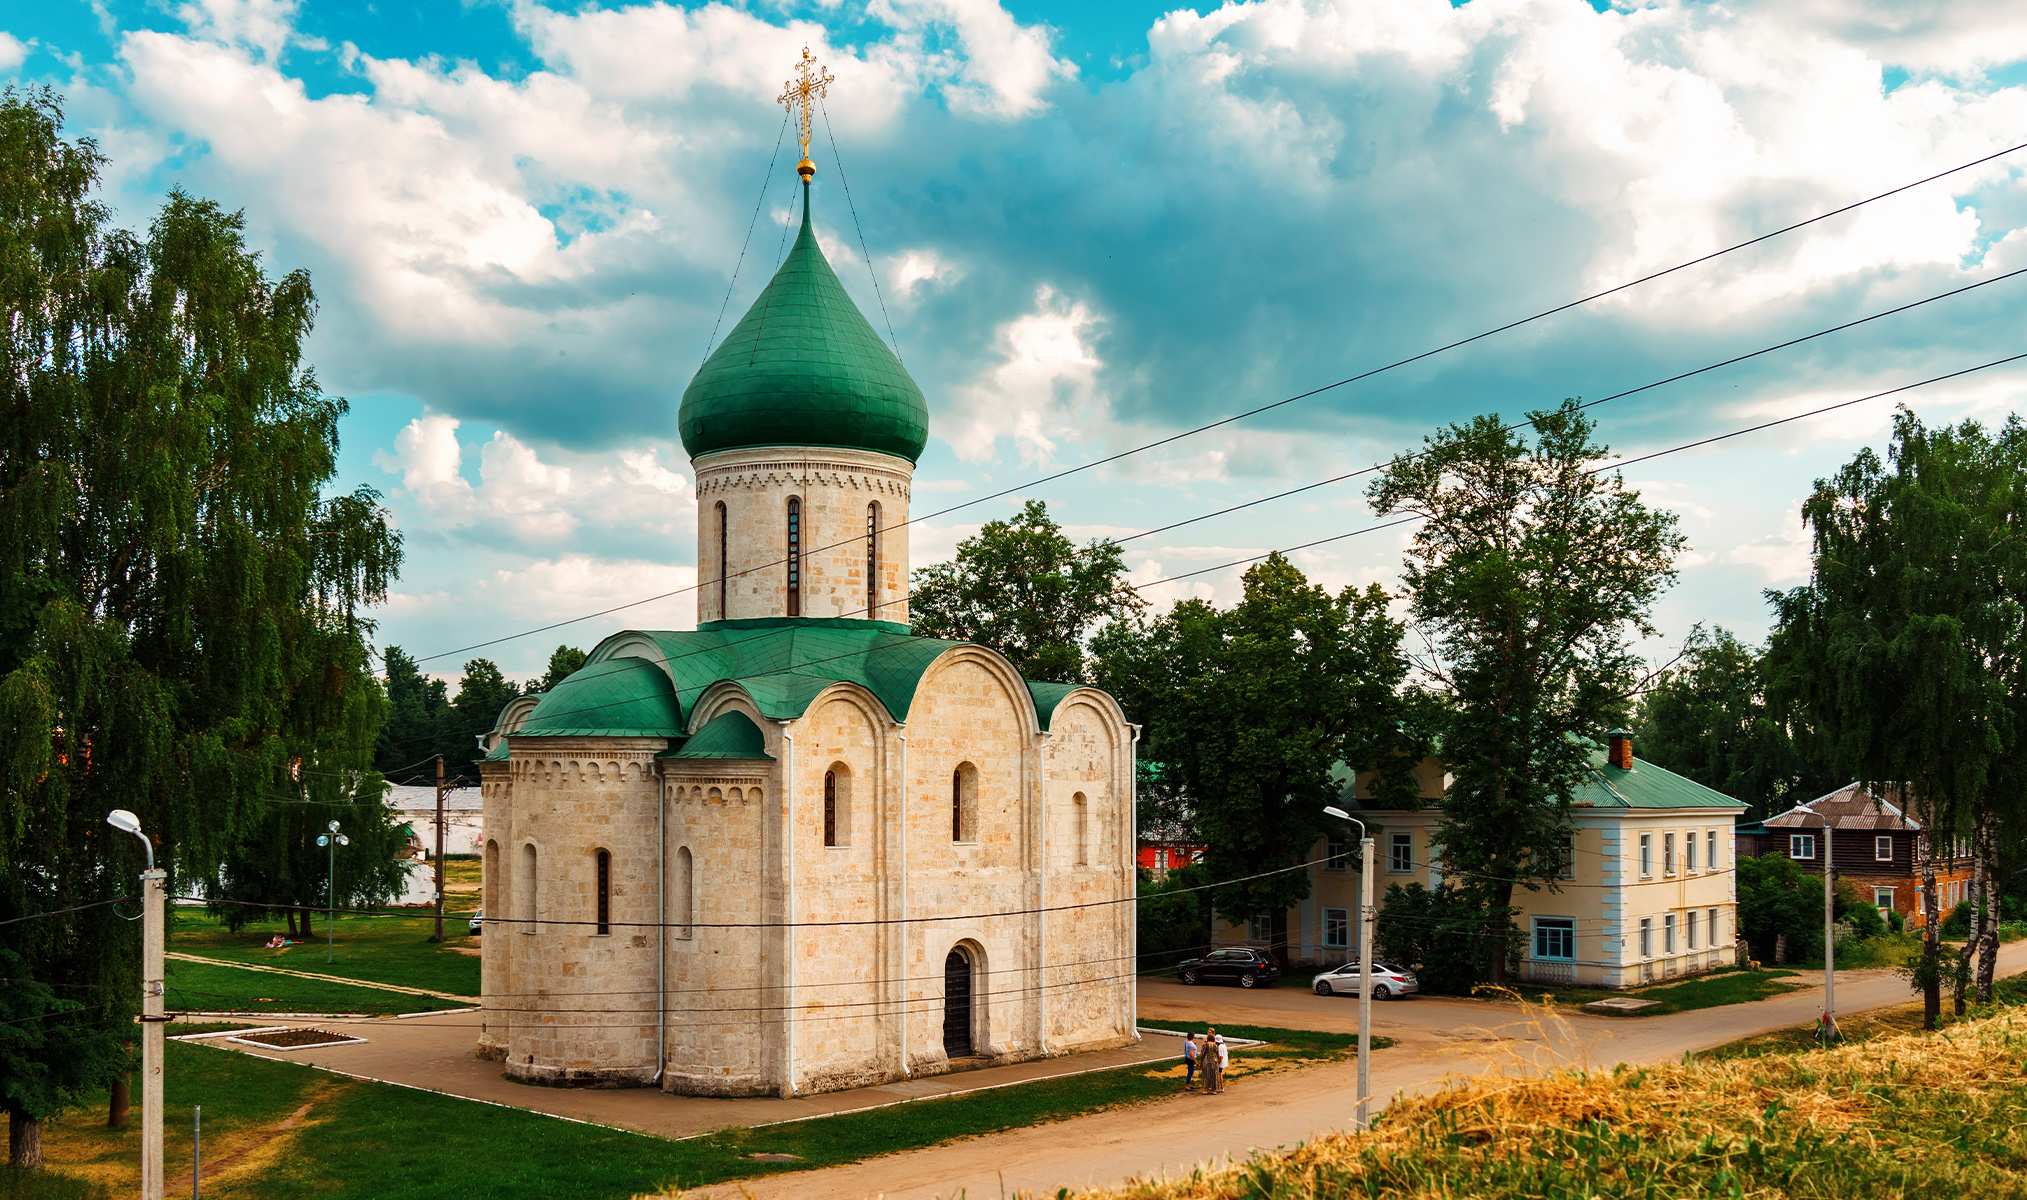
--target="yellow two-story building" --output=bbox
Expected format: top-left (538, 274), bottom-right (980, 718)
top-left (1218, 731), bottom-right (1746, 988)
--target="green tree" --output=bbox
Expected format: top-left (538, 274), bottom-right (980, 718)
top-left (1092, 555), bottom-right (1411, 968)
top-left (375, 645), bottom-right (448, 779)
top-left (1736, 854), bottom-right (1822, 965)
top-left (0, 90), bottom-right (400, 1163)
top-left (1635, 626), bottom-right (1835, 820)
top-left (1766, 409), bottom-right (2017, 1027)
top-left (442, 658), bottom-right (519, 778)
top-left (911, 499), bottom-right (1143, 681)
top-left (1136, 862), bottom-right (1213, 972)
top-left (536, 644), bottom-right (587, 692)
top-left (1375, 882), bottom-right (1518, 994)
top-left (1369, 401), bottom-right (1684, 985)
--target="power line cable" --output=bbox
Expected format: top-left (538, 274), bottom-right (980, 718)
top-left (410, 139), bottom-right (2027, 667)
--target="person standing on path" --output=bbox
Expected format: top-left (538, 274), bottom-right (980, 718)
top-left (1211, 1033), bottom-right (1229, 1094)
top-left (1201, 1028), bottom-right (1221, 1095)
top-left (1181, 1033), bottom-right (1199, 1092)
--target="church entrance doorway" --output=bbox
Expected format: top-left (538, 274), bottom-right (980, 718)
top-left (942, 946), bottom-right (974, 1058)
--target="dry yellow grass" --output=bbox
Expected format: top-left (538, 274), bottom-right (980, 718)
top-left (1083, 1008), bottom-right (2027, 1199)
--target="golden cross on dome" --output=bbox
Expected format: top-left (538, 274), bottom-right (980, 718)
top-left (778, 46), bottom-right (833, 182)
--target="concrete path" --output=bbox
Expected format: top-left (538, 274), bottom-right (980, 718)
top-left (167, 952), bottom-right (480, 1003)
top-left (681, 941), bottom-right (2027, 1200)
top-left (197, 1012), bottom-right (1181, 1138)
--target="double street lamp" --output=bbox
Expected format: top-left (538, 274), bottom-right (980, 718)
top-left (1322, 805), bottom-right (1376, 1131)
top-left (317, 821), bottom-right (349, 964)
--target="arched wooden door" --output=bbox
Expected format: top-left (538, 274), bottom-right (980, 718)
top-left (942, 947), bottom-right (973, 1058)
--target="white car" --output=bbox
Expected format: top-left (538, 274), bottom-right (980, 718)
top-left (1313, 961), bottom-right (1419, 999)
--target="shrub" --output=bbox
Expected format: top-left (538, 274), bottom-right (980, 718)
top-left (1737, 855), bottom-right (1821, 963)
top-left (1375, 882), bottom-right (1520, 994)
top-left (1942, 900), bottom-right (1974, 938)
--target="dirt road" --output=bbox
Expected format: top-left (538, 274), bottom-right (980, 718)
top-left (684, 943), bottom-right (2027, 1200)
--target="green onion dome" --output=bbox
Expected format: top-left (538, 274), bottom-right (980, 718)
top-left (679, 183), bottom-right (930, 464)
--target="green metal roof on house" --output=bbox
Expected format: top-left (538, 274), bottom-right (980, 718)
top-left (482, 740), bottom-right (510, 761)
top-left (668, 710), bottom-right (774, 760)
top-left (1572, 748), bottom-right (1745, 810)
top-left (678, 184), bottom-right (930, 464)
top-left (515, 656), bottom-right (684, 738)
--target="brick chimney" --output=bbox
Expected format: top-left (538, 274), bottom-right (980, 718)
top-left (1607, 728), bottom-right (1634, 771)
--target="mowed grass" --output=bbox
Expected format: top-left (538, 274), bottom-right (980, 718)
top-left (30, 1022), bottom-right (1375, 1200)
top-left (165, 958), bottom-right (466, 1015)
top-left (172, 908), bottom-right (480, 998)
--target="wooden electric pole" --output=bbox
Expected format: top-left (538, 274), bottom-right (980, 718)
top-left (432, 755), bottom-right (447, 943)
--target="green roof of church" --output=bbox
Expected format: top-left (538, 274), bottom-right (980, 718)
top-left (517, 657), bottom-right (683, 738)
top-left (507, 618), bottom-right (1091, 744)
top-left (678, 184), bottom-right (929, 464)
top-left (666, 710), bottom-right (774, 760)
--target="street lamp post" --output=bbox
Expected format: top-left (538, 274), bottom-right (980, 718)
top-left (316, 821), bottom-right (349, 964)
top-left (106, 809), bottom-right (165, 1200)
top-left (1323, 805), bottom-right (1375, 1130)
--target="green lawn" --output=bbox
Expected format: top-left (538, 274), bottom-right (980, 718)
top-left (1701, 971), bottom-right (2027, 1060)
top-left (172, 909), bottom-right (480, 998)
top-left (1503, 965), bottom-right (1805, 1015)
top-left (165, 958), bottom-right (466, 1015)
top-left (33, 1021), bottom-right (1374, 1200)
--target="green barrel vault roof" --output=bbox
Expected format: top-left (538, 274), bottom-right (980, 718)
top-left (544, 617), bottom-right (1091, 736)
top-left (678, 184), bottom-right (930, 464)
top-left (515, 656), bottom-right (684, 738)
top-left (667, 710), bottom-right (774, 760)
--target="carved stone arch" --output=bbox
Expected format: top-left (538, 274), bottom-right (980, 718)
top-left (687, 682), bottom-right (768, 738)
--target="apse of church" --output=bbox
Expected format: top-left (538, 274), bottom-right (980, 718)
top-left (474, 50), bottom-right (1138, 1098)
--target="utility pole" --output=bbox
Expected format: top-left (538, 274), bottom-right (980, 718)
top-left (106, 810), bottom-right (164, 1200)
top-left (1324, 806), bottom-right (1374, 1130)
top-left (432, 755), bottom-right (447, 943)
top-left (1822, 807), bottom-right (1839, 1042)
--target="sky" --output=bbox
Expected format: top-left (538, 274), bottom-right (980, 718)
top-left (8, 0), bottom-right (2027, 687)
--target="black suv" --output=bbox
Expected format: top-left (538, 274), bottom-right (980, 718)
top-left (1175, 948), bottom-right (1281, 989)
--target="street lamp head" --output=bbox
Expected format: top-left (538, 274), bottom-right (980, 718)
top-left (1323, 806), bottom-right (1351, 821)
top-left (105, 809), bottom-right (154, 870)
top-left (317, 835), bottom-right (330, 847)
top-left (336, 835), bottom-right (349, 846)
top-left (327, 820), bottom-right (341, 833)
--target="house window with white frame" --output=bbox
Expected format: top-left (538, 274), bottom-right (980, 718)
top-left (1323, 834), bottom-right (1348, 872)
top-left (1687, 909), bottom-right (1699, 949)
top-left (1707, 829), bottom-right (1718, 870)
top-left (1638, 917), bottom-right (1652, 958)
top-left (1155, 848), bottom-right (1169, 870)
top-left (1874, 886), bottom-right (1894, 919)
top-left (1708, 907), bottom-right (1720, 945)
top-left (1790, 833), bottom-right (1816, 860)
top-left (1533, 917), bottom-right (1576, 961)
top-left (1323, 907), bottom-right (1350, 950)
top-left (1664, 832), bottom-right (1676, 875)
top-left (1875, 835), bottom-right (1893, 863)
top-left (1388, 832), bottom-right (1413, 875)
top-left (1664, 913), bottom-right (1677, 953)
top-left (1639, 833), bottom-right (1653, 877)
top-left (1686, 830), bottom-right (1698, 872)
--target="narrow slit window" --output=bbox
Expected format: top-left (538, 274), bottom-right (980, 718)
top-left (1074, 792), bottom-right (1090, 866)
top-left (866, 502), bottom-right (880, 618)
top-left (951, 763), bottom-right (977, 842)
top-left (952, 769), bottom-right (963, 841)
top-left (594, 849), bottom-right (611, 935)
top-left (786, 497), bottom-right (801, 617)
top-left (824, 770), bottom-right (838, 847)
top-left (715, 501), bottom-right (728, 618)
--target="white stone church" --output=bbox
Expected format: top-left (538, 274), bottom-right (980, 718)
top-left (474, 168), bottom-right (1137, 1096)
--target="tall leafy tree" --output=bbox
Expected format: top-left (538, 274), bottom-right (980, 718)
top-left (1766, 409), bottom-right (2019, 1027)
top-left (536, 644), bottom-right (587, 692)
top-left (375, 645), bottom-right (448, 779)
top-left (911, 499), bottom-right (1143, 681)
top-left (1092, 555), bottom-right (1411, 967)
top-left (0, 90), bottom-right (399, 1164)
top-left (1369, 401), bottom-right (1684, 985)
top-left (1636, 626), bottom-right (1835, 819)
top-left (446, 658), bottom-right (519, 777)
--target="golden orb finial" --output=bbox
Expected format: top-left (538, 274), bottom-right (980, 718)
top-left (778, 46), bottom-right (833, 183)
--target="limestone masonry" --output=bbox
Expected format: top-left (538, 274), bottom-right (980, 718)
top-left (475, 177), bottom-right (1137, 1096)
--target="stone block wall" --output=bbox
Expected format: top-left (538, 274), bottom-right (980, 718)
top-left (691, 446), bottom-right (912, 624)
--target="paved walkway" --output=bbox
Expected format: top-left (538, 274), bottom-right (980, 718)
top-left (167, 952), bottom-right (480, 1003)
top-left (196, 1013), bottom-right (1181, 1138)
